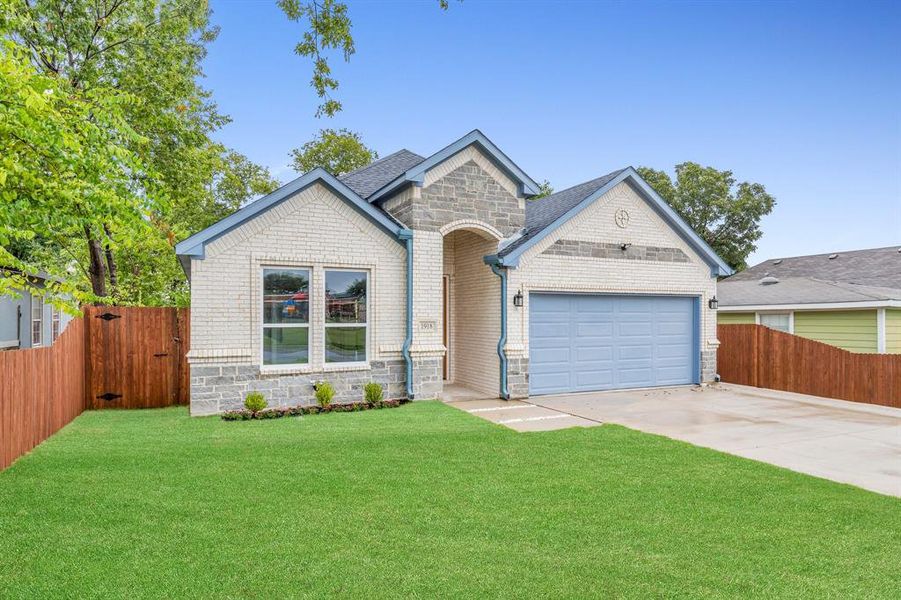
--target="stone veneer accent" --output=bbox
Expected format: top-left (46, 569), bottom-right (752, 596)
top-left (507, 356), bottom-right (529, 399)
top-left (190, 360), bottom-right (407, 416)
top-left (411, 356), bottom-right (442, 399)
top-left (385, 160), bottom-right (524, 235)
top-left (701, 349), bottom-right (717, 383)
top-left (542, 239), bottom-right (690, 263)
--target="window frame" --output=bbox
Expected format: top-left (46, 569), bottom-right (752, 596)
top-left (323, 267), bottom-right (370, 366)
top-left (31, 296), bottom-right (43, 347)
top-left (51, 306), bottom-right (61, 341)
top-left (260, 266), bottom-right (312, 370)
top-left (756, 311), bottom-right (794, 334)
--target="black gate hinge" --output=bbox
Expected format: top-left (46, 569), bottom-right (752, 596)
top-left (95, 312), bottom-right (121, 321)
top-left (97, 392), bottom-right (123, 402)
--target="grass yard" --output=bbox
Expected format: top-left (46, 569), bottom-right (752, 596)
top-left (1, 402), bottom-right (899, 598)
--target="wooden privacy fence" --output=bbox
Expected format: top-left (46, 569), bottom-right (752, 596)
top-left (0, 318), bottom-right (86, 470)
top-left (717, 324), bottom-right (901, 408)
top-left (1, 306), bottom-right (190, 470)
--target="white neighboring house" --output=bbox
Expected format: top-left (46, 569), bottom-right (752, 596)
top-left (176, 130), bottom-right (732, 415)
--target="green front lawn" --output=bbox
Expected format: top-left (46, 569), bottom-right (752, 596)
top-left (1, 403), bottom-right (898, 598)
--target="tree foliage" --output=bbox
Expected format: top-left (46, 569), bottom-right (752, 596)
top-left (637, 163), bottom-right (776, 271)
top-left (278, 0), bottom-right (453, 118)
top-left (290, 128), bottom-right (377, 175)
top-left (1, 0), bottom-right (277, 308)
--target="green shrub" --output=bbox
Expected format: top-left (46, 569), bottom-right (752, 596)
top-left (364, 382), bottom-right (383, 406)
top-left (314, 381), bottom-right (335, 408)
top-left (244, 391), bottom-right (267, 414)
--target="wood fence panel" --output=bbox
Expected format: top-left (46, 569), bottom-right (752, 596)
top-left (0, 318), bottom-right (86, 471)
top-left (84, 306), bottom-right (190, 410)
top-left (717, 324), bottom-right (901, 408)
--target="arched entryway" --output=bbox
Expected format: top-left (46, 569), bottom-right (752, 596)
top-left (441, 223), bottom-right (502, 397)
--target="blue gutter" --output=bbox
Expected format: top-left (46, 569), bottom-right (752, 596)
top-left (399, 229), bottom-right (415, 399)
top-left (485, 258), bottom-right (509, 400)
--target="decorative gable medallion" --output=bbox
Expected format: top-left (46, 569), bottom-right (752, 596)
top-left (614, 208), bottom-right (630, 229)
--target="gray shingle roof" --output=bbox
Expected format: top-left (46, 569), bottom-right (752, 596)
top-left (719, 277), bottom-right (901, 307)
top-left (338, 149), bottom-right (425, 199)
top-left (726, 246), bottom-right (901, 288)
top-left (719, 246), bottom-right (901, 306)
top-left (498, 169), bottom-right (627, 257)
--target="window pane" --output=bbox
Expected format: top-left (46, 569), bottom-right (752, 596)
top-left (759, 313), bottom-right (790, 332)
top-left (325, 327), bottom-right (366, 363)
top-left (326, 271), bottom-right (367, 323)
top-left (263, 327), bottom-right (309, 365)
top-left (263, 269), bottom-right (309, 324)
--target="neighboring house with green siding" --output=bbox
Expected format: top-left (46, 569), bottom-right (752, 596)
top-left (717, 247), bottom-right (901, 354)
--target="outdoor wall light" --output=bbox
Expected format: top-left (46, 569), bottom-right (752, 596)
top-left (620, 243), bottom-right (632, 251)
top-left (513, 290), bottom-right (524, 307)
top-left (708, 296), bottom-right (718, 310)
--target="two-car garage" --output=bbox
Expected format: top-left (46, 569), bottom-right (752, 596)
top-left (528, 293), bottom-right (699, 396)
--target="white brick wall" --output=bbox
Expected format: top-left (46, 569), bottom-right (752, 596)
top-left (189, 183), bottom-right (407, 369)
top-left (443, 229), bottom-right (500, 395)
top-left (509, 181), bottom-right (718, 369)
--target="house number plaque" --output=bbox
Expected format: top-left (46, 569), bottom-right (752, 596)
top-left (419, 320), bottom-right (436, 331)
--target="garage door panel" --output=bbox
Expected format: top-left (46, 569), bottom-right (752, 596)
top-left (530, 294), bottom-right (696, 395)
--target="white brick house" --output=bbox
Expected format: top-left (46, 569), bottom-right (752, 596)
top-left (176, 130), bottom-right (732, 415)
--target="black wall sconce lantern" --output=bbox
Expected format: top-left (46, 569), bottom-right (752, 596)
top-left (513, 290), bottom-right (524, 307)
top-left (708, 296), bottom-right (718, 310)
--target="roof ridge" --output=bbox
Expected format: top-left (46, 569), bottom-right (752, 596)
top-left (808, 278), bottom-right (889, 300)
top-left (338, 149), bottom-right (423, 180)
top-left (536, 168), bottom-right (629, 202)
top-left (763, 245), bottom-right (901, 262)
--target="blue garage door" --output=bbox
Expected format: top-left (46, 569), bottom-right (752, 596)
top-left (529, 294), bottom-right (697, 395)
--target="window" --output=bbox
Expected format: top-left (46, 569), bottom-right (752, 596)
top-left (51, 307), bottom-right (61, 341)
top-left (31, 296), bottom-right (43, 346)
top-left (262, 268), bottom-right (310, 366)
top-left (759, 312), bottom-right (791, 333)
top-left (325, 270), bottom-right (368, 363)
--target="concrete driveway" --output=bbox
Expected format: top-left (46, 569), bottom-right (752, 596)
top-left (530, 384), bottom-right (901, 497)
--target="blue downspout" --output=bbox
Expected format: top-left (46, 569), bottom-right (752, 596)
top-left (399, 230), bottom-right (415, 399)
top-left (487, 261), bottom-right (510, 400)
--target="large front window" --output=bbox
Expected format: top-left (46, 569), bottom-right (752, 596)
top-left (325, 270), bottom-right (367, 363)
top-left (262, 268), bottom-right (309, 366)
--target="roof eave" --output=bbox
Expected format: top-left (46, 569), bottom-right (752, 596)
top-left (175, 168), bottom-right (407, 261)
top-left (497, 168), bottom-right (734, 277)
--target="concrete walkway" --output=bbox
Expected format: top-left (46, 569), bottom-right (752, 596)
top-left (530, 384), bottom-right (901, 497)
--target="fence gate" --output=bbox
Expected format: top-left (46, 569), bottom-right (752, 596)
top-left (84, 306), bottom-right (190, 409)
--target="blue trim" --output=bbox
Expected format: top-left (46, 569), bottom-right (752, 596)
top-left (368, 130), bottom-right (541, 202)
top-left (400, 230), bottom-right (414, 400)
top-left (175, 168), bottom-right (406, 260)
top-left (486, 259), bottom-right (509, 400)
top-left (496, 168), bottom-right (733, 276)
top-left (692, 296), bottom-right (702, 384)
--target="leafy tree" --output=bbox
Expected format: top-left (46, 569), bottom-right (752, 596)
top-left (531, 180), bottom-right (554, 200)
top-left (278, 0), bottom-right (454, 117)
top-left (2, 1), bottom-right (276, 307)
top-left (636, 163), bottom-right (775, 271)
top-left (290, 128), bottom-right (377, 175)
top-left (0, 40), bottom-right (154, 310)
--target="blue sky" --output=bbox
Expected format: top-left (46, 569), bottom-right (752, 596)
top-left (204, 0), bottom-right (900, 265)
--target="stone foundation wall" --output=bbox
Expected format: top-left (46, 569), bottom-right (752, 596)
top-left (190, 359), bottom-right (407, 416)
